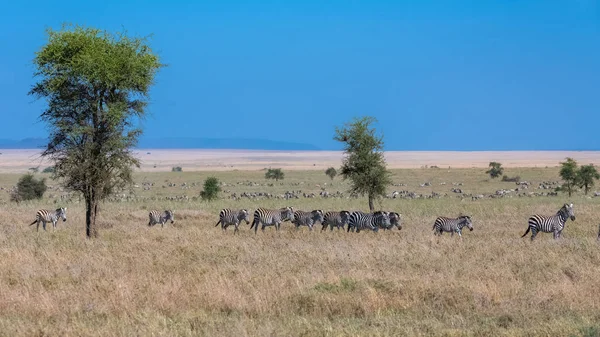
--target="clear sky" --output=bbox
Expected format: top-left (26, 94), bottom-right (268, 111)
top-left (0, 0), bottom-right (598, 150)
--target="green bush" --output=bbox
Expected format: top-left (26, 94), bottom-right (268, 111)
top-left (15, 174), bottom-right (47, 201)
top-left (42, 166), bottom-right (55, 174)
top-left (200, 177), bottom-right (221, 201)
top-left (171, 166), bottom-right (182, 172)
top-left (265, 168), bottom-right (284, 181)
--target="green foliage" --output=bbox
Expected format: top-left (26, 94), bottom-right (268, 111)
top-left (200, 177), bottom-right (221, 201)
top-left (265, 168), bottom-right (285, 181)
top-left (501, 175), bottom-right (521, 182)
top-left (334, 116), bottom-right (392, 211)
top-left (172, 166), bottom-right (183, 172)
top-left (28, 167), bottom-right (39, 173)
top-left (29, 24), bottom-right (163, 237)
top-left (559, 158), bottom-right (578, 197)
top-left (486, 162), bottom-right (504, 179)
top-left (42, 166), bottom-right (55, 174)
top-left (15, 174), bottom-right (47, 201)
top-left (325, 167), bottom-right (337, 180)
top-left (576, 164), bottom-right (600, 195)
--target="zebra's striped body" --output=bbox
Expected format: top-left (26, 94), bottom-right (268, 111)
top-left (521, 203), bottom-right (575, 241)
top-left (28, 208), bottom-right (67, 231)
top-left (251, 207), bottom-right (295, 233)
top-left (348, 211), bottom-right (390, 233)
top-left (292, 210), bottom-right (324, 231)
top-left (321, 211), bottom-right (351, 231)
top-left (148, 210), bottom-right (175, 227)
top-left (215, 209), bottom-right (250, 234)
top-left (432, 215), bottom-right (473, 237)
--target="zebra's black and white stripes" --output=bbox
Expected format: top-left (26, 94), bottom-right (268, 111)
top-left (28, 208), bottom-right (67, 231)
top-left (380, 211), bottom-right (401, 230)
top-left (348, 211), bottom-right (390, 233)
top-left (521, 203), bottom-right (575, 241)
top-left (291, 210), bottom-right (324, 231)
top-left (321, 211), bottom-right (351, 231)
top-left (148, 210), bottom-right (175, 227)
top-left (432, 215), bottom-right (473, 237)
top-left (215, 209), bottom-right (250, 234)
top-left (251, 207), bottom-right (295, 233)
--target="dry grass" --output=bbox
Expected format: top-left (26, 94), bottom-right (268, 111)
top-left (0, 167), bottom-right (599, 336)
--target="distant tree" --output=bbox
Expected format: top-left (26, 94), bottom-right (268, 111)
top-left (30, 24), bottom-right (163, 238)
top-left (172, 166), bottom-right (183, 172)
top-left (42, 166), bottom-right (55, 174)
top-left (200, 177), bottom-right (221, 201)
top-left (576, 164), bottom-right (600, 195)
top-left (28, 167), bottom-right (40, 174)
top-left (16, 173), bottom-right (47, 201)
top-left (265, 168), bottom-right (285, 182)
top-left (334, 116), bottom-right (392, 212)
top-left (325, 167), bottom-right (337, 180)
top-left (559, 157), bottom-right (578, 197)
top-left (486, 162), bottom-right (504, 179)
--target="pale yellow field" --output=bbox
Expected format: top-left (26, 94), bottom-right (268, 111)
top-left (0, 155), bottom-right (599, 336)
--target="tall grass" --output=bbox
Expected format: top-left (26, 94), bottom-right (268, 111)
top-left (0, 168), bottom-right (598, 336)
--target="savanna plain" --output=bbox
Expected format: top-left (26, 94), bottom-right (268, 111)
top-left (1, 152), bottom-right (600, 336)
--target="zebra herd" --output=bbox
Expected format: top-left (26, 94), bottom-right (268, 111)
top-left (26, 203), bottom-right (597, 241)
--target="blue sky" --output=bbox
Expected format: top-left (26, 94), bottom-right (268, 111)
top-left (0, 0), bottom-right (598, 150)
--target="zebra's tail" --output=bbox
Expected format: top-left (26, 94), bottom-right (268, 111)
top-left (521, 226), bottom-right (531, 238)
top-left (28, 220), bottom-right (37, 226)
top-left (214, 219), bottom-right (221, 227)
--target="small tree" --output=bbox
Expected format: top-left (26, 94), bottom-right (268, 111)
top-left (486, 162), bottom-right (504, 179)
top-left (559, 157), bottom-right (578, 197)
top-left (576, 164), bottom-right (600, 195)
top-left (200, 177), bottom-right (221, 201)
top-left (265, 168), bottom-right (284, 182)
top-left (172, 166), bottom-right (183, 172)
top-left (16, 173), bottom-right (47, 201)
top-left (334, 116), bottom-right (392, 211)
top-left (325, 167), bottom-right (337, 180)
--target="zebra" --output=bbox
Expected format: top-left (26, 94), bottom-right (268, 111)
top-left (348, 211), bottom-right (390, 233)
top-left (214, 209), bottom-right (250, 234)
top-left (521, 203), bottom-right (575, 241)
top-left (28, 208), bottom-right (67, 231)
top-left (432, 215), bottom-right (473, 237)
top-left (251, 207), bottom-right (295, 233)
top-left (321, 211), bottom-right (351, 231)
top-left (291, 209), bottom-right (324, 231)
top-left (382, 211), bottom-right (402, 230)
top-left (148, 210), bottom-right (175, 227)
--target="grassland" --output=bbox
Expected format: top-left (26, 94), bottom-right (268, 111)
top-left (0, 167), bottom-right (599, 336)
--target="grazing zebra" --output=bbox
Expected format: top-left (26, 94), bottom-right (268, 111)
top-left (383, 212), bottom-right (402, 230)
top-left (28, 208), bottom-right (67, 231)
top-left (214, 209), bottom-right (250, 234)
top-left (521, 203), bottom-right (575, 241)
top-left (321, 211), bottom-right (351, 231)
top-left (148, 210), bottom-right (175, 227)
top-left (348, 211), bottom-right (390, 233)
top-left (432, 215), bottom-right (473, 237)
top-left (292, 210), bottom-right (324, 231)
top-left (251, 207), bottom-right (295, 233)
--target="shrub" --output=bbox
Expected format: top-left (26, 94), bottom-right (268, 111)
top-left (172, 166), bottom-right (183, 172)
top-left (200, 177), bottom-right (221, 201)
top-left (265, 168), bottom-right (284, 181)
top-left (501, 175), bottom-right (521, 182)
top-left (325, 167), bottom-right (337, 180)
top-left (42, 166), bottom-right (55, 174)
top-left (15, 173), bottom-right (47, 201)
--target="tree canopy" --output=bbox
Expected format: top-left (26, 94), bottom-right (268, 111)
top-left (576, 164), bottom-right (600, 195)
top-left (29, 24), bottom-right (163, 237)
top-left (559, 158), bottom-right (578, 197)
top-left (334, 116), bottom-right (392, 211)
top-left (486, 162), bottom-right (504, 179)
top-left (200, 177), bottom-right (221, 201)
top-left (325, 167), bottom-right (337, 180)
top-left (265, 168), bottom-right (285, 182)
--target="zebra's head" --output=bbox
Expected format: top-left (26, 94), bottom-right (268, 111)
top-left (374, 211), bottom-right (391, 227)
top-left (460, 215), bottom-right (473, 231)
top-left (165, 210), bottom-right (175, 223)
top-left (312, 210), bottom-right (324, 223)
top-left (389, 212), bottom-right (402, 230)
top-left (562, 203), bottom-right (575, 221)
top-left (282, 207), bottom-right (294, 222)
top-left (340, 210), bottom-right (351, 225)
top-left (239, 209), bottom-right (250, 224)
top-left (56, 207), bottom-right (67, 222)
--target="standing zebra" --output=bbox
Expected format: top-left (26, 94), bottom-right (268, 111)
top-left (148, 210), bottom-right (175, 227)
top-left (348, 211), bottom-right (390, 233)
top-left (321, 211), bottom-right (351, 231)
top-left (28, 208), bottom-right (67, 231)
top-left (384, 212), bottom-right (402, 230)
top-left (432, 215), bottom-right (473, 237)
top-left (214, 209), bottom-right (250, 234)
top-left (251, 207), bottom-right (295, 233)
top-left (521, 203), bottom-right (575, 241)
top-left (291, 209), bottom-right (324, 231)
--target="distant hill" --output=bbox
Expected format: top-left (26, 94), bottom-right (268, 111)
top-left (0, 137), bottom-right (321, 151)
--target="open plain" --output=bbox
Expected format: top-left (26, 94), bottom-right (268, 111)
top-left (0, 150), bottom-right (599, 336)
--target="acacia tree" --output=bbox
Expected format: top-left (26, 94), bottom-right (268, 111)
top-left (334, 116), bottom-right (392, 211)
top-left (576, 164), bottom-right (600, 195)
top-left (486, 162), bottom-right (503, 179)
top-left (559, 157), bottom-right (578, 197)
top-left (30, 24), bottom-right (163, 238)
top-left (325, 167), bottom-right (337, 180)
top-left (265, 168), bottom-right (284, 182)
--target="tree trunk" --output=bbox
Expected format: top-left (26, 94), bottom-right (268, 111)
top-left (368, 194), bottom-right (374, 212)
top-left (85, 190), bottom-right (98, 238)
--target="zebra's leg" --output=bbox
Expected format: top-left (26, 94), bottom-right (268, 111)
top-left (234, 223), bottom-right (239, 234)
top-left (36, 220), bottom-right (40, 232)
top-left (42, 220), bottom-right (47, 231)
top-left (530, 228), bottom-right (538, 241)
top-left (457, 229), bottom-right (462, 238)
